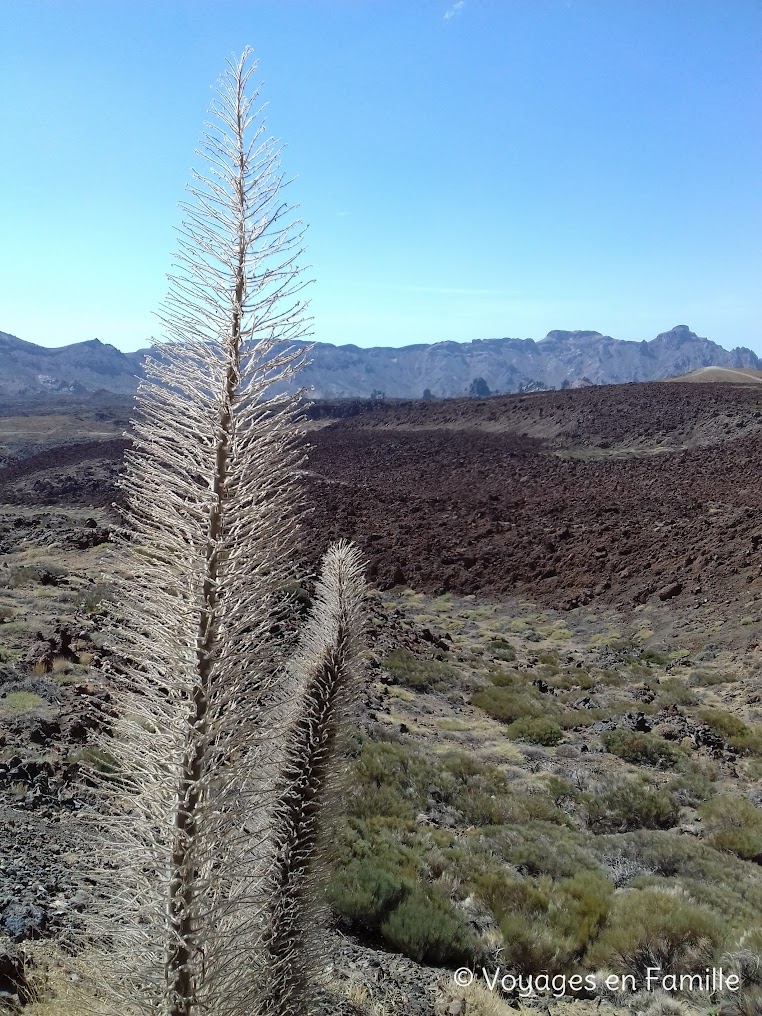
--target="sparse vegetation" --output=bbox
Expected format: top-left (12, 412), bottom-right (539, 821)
top-left (585, 779), bottom-right (680, 833)
top-left (699, 795), bottom-right (762, 861)
top-left (601, 729), bottom-right (682, 768)
top-left (587, 888), bottom-right (724, 975)
top-left (381, 647), bottom-right (458, 691)
top-left (506, 715), bottom-right (564, 745)
top-left (0, 690), bottom-right (47, 713)
top-left (698, 709), bottom-right (762, 756)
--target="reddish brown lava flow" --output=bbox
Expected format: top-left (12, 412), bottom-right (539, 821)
top-left (301, 383), bottom-right (762, 611)
top-left (2, 383), bottom-right (762, 612)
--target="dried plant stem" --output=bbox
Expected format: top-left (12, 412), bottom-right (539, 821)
top-left (82, 47), bottom-right (313, 1016)
top-left (258, 541), bottom-right (366, 1016)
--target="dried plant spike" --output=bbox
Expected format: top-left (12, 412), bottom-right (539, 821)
top-left (80, 46), bottom-right (311, 1016)
top-left (257, 540), bottom-right (367, 1016)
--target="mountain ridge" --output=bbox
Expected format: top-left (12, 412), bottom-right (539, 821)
top-left (1, 325), bottom-right (759, 399)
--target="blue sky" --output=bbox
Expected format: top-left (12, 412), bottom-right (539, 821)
top-left (1, 0), bottom-right (760, 354)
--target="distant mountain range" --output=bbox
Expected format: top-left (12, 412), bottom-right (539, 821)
top-left (0, 326), bottom-right (759, 399)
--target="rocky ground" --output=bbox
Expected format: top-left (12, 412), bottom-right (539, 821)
top-left (2, 382), bottom-right (762, 1014)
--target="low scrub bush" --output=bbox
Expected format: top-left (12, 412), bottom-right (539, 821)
top-left (0, 563), bottom-right (68, 589)
top-left (667, 768), bottom-right (715, 807)
top-left (474, 871), bottom-right (550, 919)
top-left (328, 860), bottom-right (406, 931)
top-left (587, 887), bottom-right (724, 975)
top-left (486, 823), bottom-right (601, 880)
top-left (559, 708), bottom-right (607, 729)
top-left (487, 638), bottom-right (516, 662)
top-left (698, 709), bottom-right (762, 756)
top-left (641, 649), bottom-right (670, 667)
top-left (656, 678), bottom-right (698, 707)
top-left (379, 887), bottom-right (476, 966)
top-left (478, 869), bottom-right (613, 974)
top-left (506, 716), bottom-right (564, 746)
top-left (472, 685), bottom-right (541, 723)
top-left (551, 871), bottom-right (614, 951)
top-left (601, 729), bottom-right (681, 768)
top-left (585, 779), bottom-right (680, 833)
top-left (498, 911), bottom-right (573, 975)
top-left (689, 669), bottom-right (730, 687)
top-left (593, 831), bottom-right (762, 925)
top-left (698, 795), bottom-right (762, 862)
top-left (328, 852), bottom-right (476, 966)
top-left (345, 741), bottom-right (570, 831)
top-left (0, 690), bottom-right (47, 714)
top-left (67, 745), bottom-right (119, 775)
top-left (381, 647), bottom-right (458, 692)
top-left (349, 741), bottom-right (433, 820)
top-left (78, 581), bottom-right (115, 615)
top-left (699, 709), bottom-right (751, 739)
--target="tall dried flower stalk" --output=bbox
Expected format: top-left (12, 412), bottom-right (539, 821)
top-left (257, 540), bottom-right (366, 1015)
top-left (81, 47), bottom-right (324, 1016)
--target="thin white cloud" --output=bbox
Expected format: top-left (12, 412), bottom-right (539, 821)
top-left (443, 1), bottom-right (465, 21)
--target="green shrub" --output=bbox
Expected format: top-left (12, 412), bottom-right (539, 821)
top-left (0, 563), bottom-right (68, 589)
top-left (587, 888), bottom-right (724, 975)
top-left (698, 709), bottom-right (762, 756)
top-left (0, 690), bottom-right (46, 714)
top-left (380, 889), bottom-right (476, 966)
top-left (606, 697), bottom-right (658, 718)
top-left (593, 830), bottom-right (762, 925)
top-left (656, 678), bottom-right (698, 707)
top-left (437, 751), bottom-right (569, 827)
top-left (488, 871), bottom-right (612, 974)
top-left (729, 730), bottom-right (762, 756)
top-left (506, 716), bottom-right (564, 746)
top-left (328, 860), bottom-right (406, 931)
top-left (559, 708), bottom-right (607, 729)
top-left (544, 775), bottom-right (580, 807)
top-left (78, 581), bottom-right (114, 615)
top-left (699, 709), bottom-right (750, 739)
top-left (349, 741), bottom-right (432, 820)
top-left (498, 911), bottom-right (572, 975)
top-left (487, 823), bottom-right (601, 879)
top-left (601, 729), bottom-right (681, 768)
top-left (474, 871), bottom-right (550, 920)
top-left (551, 871), bottom-right (613, 950)
top-left (472, 685), bottom-right (546, 724)
top-left (68, 745), bottom-right (119, 774)
top-left (698, 795), bottom-right (762, 862)
top-left (547, 667), bottom-right (596, 692)
top-left (488, 669), bottom-right (524, 688)
top-left (641, 649), bottom-right (670, 667)
top-left (537, 652), bottom-right (559, 666)
top-left (667, 768), bottom-right (715, 807)
top-left (381, 647), bottom-right (458, 692)
top-left (689, 669), bottom-right (730, 687)
top-left (487, 638), bottom-right (516, 662)
top-left (585, 780), bottom-right (680, 833)
top-left (345, 741), bottom-right (571, 830)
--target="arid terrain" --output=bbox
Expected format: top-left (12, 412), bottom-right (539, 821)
top-left (2, 380), bottom-right (762, 1015)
